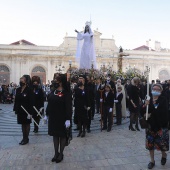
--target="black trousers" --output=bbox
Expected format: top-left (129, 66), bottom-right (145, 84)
top-left (103, 105), bottom-right (112, 129)
top-left (116, 104), bottom-right (122, 124)
top-left (95, 98), bottom-right (100, 113)
top-left (33, 115), bottom-right (40, 131)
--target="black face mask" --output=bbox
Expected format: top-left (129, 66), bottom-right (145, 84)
top-left (20, 82), bottom-right (25, 87)
top-left (77, 82), bottom-right (83, 87)
top-left (53, 82), bottom-right (60, 89)
top-left (33, 84), bottom-right (38, 89)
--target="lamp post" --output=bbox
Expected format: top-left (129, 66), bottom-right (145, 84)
top-left (55, 64), bottom-right (65, 73)
top-left (68, 60), bottom-right (72, 83)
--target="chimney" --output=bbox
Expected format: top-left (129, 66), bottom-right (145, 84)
top-left (155, 41), bottom-right (161, 51)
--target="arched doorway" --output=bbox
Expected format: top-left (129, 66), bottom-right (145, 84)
top-left (31, 66), bottom-right (46, 84)
top-left (159, 70), bottom-right (169, 82)
top-left (0, 65), bottom-right (10, 85)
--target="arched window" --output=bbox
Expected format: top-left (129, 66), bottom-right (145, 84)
top-left (31, 66), bottom-right (46, 84)
top-left (159, 70), bottom-right (169, 81)
top-left (0, 65), bottom-right (10, 85)
top-left (0, 65), bottom-right (10, 72)
top-left (32, 66), bottom-right (45, 73)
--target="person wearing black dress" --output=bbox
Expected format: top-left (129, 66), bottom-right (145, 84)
top-left (46, 74), bottom-right (72, 163)
top-left (74, 75), bottom-right (90, 137)
top-left (13, 76), bottom-right (32, 145)
top-left (31, 76), bottom-right (44, 133)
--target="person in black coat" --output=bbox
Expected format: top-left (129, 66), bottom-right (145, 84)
top-left (105, 74), bottom-right (116, 98)
top-left (101, 84), bottom-right (114, 132)
top-left (86, 75), bottom-right (95, 133)
top-left (74, 75), bottom-right (90, 137)
top-left (142, 84), bottom-right (169, 169)
top-left (31, 76), bottom-right (44, 133)
top-left (46, 74), bottom-right (72, 163)
top-left (13, 76), bottom-right (33, 145)
top-left (128, 77), bottom-right (144, 131)
top-left (114, 85), bottom-right (123, 125)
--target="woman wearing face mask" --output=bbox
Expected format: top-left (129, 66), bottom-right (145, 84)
top-left (31, 76), bottom-right (44, 133)
top-left (143, 84), bottom-right (169, 169)
top-left (13, 76), bottom-right (33, 145)
top-left (46, 74), bottom-right (72, 163)
top-left (74, 75), bottom-right (90, 137)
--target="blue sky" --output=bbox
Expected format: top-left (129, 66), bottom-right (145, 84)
top-left (0, 0), bottom-right (170, 49)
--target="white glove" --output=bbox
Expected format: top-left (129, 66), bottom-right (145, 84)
top-left (42, 115), bottom-right (48, 125)
top-left (65, 120), bottom-right (70, 128)
top-left (100, 99), bottom-right (103, 102)
top-left (87, 107), bottom-right (91, 111)
top-left (114, 100), bottom-right (118, 103)
top-left (109, 108), bottom-right (113, 112)
top-left (27, 114), bottom-right (32, 119)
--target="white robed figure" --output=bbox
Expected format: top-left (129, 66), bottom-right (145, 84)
top-left (75, 21), bottom-right (97, 69)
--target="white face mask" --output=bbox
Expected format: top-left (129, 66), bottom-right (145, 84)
top-left (107, 77), bottom-right (110, 81)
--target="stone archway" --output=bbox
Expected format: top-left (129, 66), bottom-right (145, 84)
top-left (159, 70), bottom-right (169, 81)
top-left (31, 66), bottom-right (46, 84)
top-left (0, 65), bottom-right (10, 85)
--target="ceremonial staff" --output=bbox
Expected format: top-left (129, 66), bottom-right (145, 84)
top-left (21, 105), bottom-right (39, 127)
top-left (145, 66), bottom-right (150, 120)
top-left (33, 106), bottom-right (44, 119)
top-left (99, 88), bottom-right (104, 131)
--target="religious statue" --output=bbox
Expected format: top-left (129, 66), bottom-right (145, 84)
top-left (75, 21), bottom-right (96, 69)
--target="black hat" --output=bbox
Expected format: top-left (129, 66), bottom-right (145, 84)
top-left (78, 74), bottom-right (86, 79)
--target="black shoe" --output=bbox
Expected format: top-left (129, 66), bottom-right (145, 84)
top-left (161, 154), bottom-right (167, 165)
top-left (107, 128), bottom-right (111, 132)
top-left (102, 127), bottom-right (107, 130)
top-left (56, 154), bottom-right (64, 163)
top-left (51, 152), bottom-right (59, 162)
top-left (117, 123), bottom-right (121, 125)
top-left (19, 139), bottom-right (24, 145)
top-left (114, 122), bottom-right (118, 124)
top-left (81, 131), bottom-right (86, 137)
top-left (135, 125), bottom-right (140, 131)
top-left (74, 127), bottom-right (80, 131)
top-left (148, 161), bottom-right (155, 169)
top-left (77, 131), bottom-right (82, 137)
top-left (34, 129), bottom-right (38, 133)
top-left (129, 125), bottom-right (136, 131)
top-left (87, 129), bottom-right (91, 133)
top-left (20, 139), bottom-right (29, 145)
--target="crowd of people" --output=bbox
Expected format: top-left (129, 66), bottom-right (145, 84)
top-left (2, 72), bottom-right (170, 168)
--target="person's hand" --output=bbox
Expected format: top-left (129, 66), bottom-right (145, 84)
top-left (100, 99), bottom-right (103, 102)
top-left (145, 100), bottom-right (150, 105)
top-left (87, 107), bottom-right (91, 111)
top-left (114, 100), bottom-right (118, 103)
top-left (133, 103), bottom-right (137, 108)
top-left (65, 120), bottom-right (70, 128)
top-left (109, 108), bottom-right (113, 112)
top-left (75, 29), bottom-right (79, 33)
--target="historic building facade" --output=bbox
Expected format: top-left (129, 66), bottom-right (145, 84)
top-left (0, 30), bottom-right (170, 85)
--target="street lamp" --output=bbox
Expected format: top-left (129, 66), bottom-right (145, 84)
top-left (55, 64), bottom-right (65, 73)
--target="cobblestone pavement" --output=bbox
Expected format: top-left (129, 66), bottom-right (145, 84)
top-left (0, 104), bottom-right (170, 170)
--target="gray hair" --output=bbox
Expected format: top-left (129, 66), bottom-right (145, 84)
top-left (152, 84), bottom-right (163, 91)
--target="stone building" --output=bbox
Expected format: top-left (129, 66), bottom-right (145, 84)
top-left (0, 30), bottom-right (170, 85)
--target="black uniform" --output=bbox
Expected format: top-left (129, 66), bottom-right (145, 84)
top-left (14, 86), bottom-right (32, 124)
top-left (115, 92), bottom-right (123, 125)
top-left (46, 89), bottom-right (72, 137)
top-left (102, 90), bottom-right (114, 131)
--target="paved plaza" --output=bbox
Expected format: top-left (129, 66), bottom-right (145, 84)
top-left (0, 104), bottom-right (170, 170)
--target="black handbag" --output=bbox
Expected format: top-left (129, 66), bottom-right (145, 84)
top-left (139, 117), bottom-right (149, 129)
